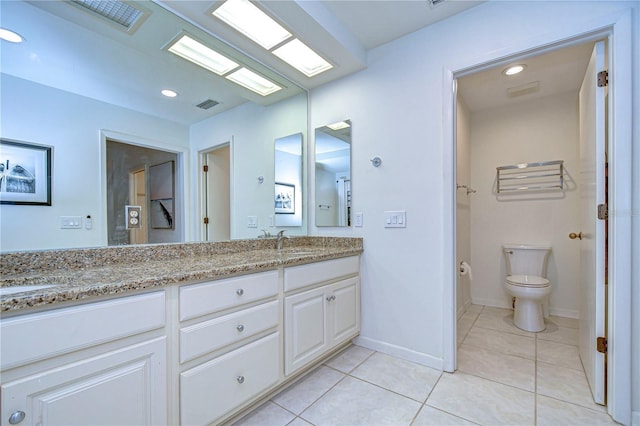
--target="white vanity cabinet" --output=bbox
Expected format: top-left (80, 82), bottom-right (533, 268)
top-left (284, 256), bottom-right (360, 375)
top-left (0, 292), bottom-right (167, 426)
top-left (178, 270), bottom-right (280, 425)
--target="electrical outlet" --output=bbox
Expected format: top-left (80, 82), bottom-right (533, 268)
top-left (125, 206), bottom-right (142, 229)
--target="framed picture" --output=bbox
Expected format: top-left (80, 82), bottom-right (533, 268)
top-left (274, 182), bottom-right (295, 214)
top-left (149, 160), bottom-right (174, 200)
top-left (0, 139), bottom-right (52, 205)
top-left (150, 199), bottom-right (174, 229)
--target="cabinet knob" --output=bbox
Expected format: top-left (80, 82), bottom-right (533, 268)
top-left (236, 288), bottom-right (244, 296)
top-left (237, 375), bottom-right (245, 384)
top-left (9, 411), bottom-right (26, 425)
top-left (236, 324), bottom-right (245, 332)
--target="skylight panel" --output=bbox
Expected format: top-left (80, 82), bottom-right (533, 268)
top-left (168, 34), bottom-right (239, 76)
top-left (226, 68), bottom-right (282, 96)
top-left (212, 0), bottom-right (292, 50)
top-left (272, 39), bottom-right (333, 77)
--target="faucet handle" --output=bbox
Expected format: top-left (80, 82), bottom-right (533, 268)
top-left (277, 230), bottom-right (286, 237)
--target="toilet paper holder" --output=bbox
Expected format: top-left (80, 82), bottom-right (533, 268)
top-left (459, 261), bottom-right (473, 280)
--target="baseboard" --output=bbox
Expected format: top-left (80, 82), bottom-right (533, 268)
top-left (548, 307), bottom-right (579, 319)
top-left (352, 336), bottom-right (443, 371)
top-left (470, 296), bottom-right (511, 310)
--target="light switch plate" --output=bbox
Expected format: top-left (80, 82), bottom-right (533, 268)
top-left (354, 212), bottom-right (363, 227)
top-left (247, 216), bottom-right (258, 228)
top-left (60, 216), bottom-right (82, 229)
top-left (384, 211), bottom-right (406, 228)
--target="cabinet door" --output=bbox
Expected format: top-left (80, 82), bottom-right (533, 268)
top-left (284, 286), bottom-right (329, 375)
top-left (1, 337), bottom-right (167, 426)
top-left (330, 277), bottom-right (360, 345)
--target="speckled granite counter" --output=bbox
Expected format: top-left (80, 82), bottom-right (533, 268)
top-left (0, 237), bottom-right (362, 313)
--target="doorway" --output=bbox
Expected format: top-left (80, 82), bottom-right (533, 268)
top-left (453, 39), bottom-right (607, 405)
top-left (201, 144), bottom-right (231, 242)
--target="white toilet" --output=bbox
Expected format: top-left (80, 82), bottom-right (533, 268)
top-left (503, 244), bottom-right (552, 332)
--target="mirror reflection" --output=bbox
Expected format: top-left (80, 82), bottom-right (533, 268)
top-left (0, 0), bottom-right (308, 252)
top-left (315, 120), bottom-right (352, 227)
top-left (274, 133), bottom-right (303, 227)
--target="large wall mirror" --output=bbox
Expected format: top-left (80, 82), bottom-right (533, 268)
top-left (0, 0), bottom-right (307, 251)
top-left (315, 120), bottom-right (352, 227)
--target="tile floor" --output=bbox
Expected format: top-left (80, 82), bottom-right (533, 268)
top-left (233, 305), bottom-right (619, 425)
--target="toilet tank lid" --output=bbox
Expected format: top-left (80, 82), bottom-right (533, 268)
top-left (503, 243), bottom-right (551, 250)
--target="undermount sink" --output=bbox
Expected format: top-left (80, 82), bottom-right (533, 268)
top-left (0, 285), bottom-right (55, 296)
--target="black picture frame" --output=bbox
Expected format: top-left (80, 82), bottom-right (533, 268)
top-left (274, 182), bottom-right (295, 214)
top-left (0, 139), bottom-right (52, 206)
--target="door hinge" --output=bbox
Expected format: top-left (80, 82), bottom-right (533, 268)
top-left (203, 165), bottom-right (209, 173)
top-left (597, 203), bottom-right (608, 220)
top-left (597, 70), bottom-right (608, 87)
top-left (597, 336), bottom-right (608, 353)
top-left (203, 217), bottom-right (209, 224)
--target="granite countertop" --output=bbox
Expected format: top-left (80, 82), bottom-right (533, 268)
top-left (0, 237), bottom-right (363, 313)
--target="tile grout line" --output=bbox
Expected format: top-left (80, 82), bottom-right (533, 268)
top-left (534, 330), bottom-right (538, 426)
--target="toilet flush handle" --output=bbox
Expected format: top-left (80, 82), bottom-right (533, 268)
top-left (569, 232), bottom-right (582, 240)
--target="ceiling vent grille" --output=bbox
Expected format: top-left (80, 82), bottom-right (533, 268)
top-left (70, 0), bottom-right (146, 33)
top-left (196, 99), bottom-right (220, 110)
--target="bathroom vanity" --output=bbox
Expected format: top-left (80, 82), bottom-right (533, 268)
top-left (0, 237), bottom-right (362, 425)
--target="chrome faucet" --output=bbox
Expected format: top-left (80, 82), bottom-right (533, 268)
top-left (276, 230), bottom-right (289, 250)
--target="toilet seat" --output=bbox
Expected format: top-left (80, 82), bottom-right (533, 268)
top-left (506, 274), bottom-right (549, 288)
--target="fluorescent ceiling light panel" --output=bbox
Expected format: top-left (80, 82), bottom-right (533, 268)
top-left (212, 0), bottom-right (291, 50)
top-left (327, 121), bottom-right (350, 131)
top-left (71, 0), bottom-right (143, 30)
top-left (168, 34), bottom-right (239, 76)
top-left (226, 68), bottom-right (281, 96)
top-left (272, 39), bottom-right (332, 77)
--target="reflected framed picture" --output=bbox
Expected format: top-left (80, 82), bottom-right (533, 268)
top-left (150, 199), bottom-right (174, 229)
top-left (0, 139), bottom-right (52, 205)
top-left (274, 182), bottom-right (295, 214)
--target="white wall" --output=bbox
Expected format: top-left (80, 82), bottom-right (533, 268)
top-left (310, 1), bottom-right (638, 383)
top-left (469, 92), bottom-right (581, 318)
top-left (0, 75), bottom-right (189, 252)
top-left (456, 96), bottom-right (472, 317)
top-left (190, 93), bottom-right (307, 240)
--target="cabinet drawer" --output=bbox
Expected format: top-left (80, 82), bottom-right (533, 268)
top-left (0, 292), bottom-right (165, 370)
top-left (284, 255), bottom-right (359, 292)
top-left (180, 332), bottom-right (280, 425)
top-left (179, 271), bottom-right (278, 321)
top-left (180, 300), bottom-right (279, 363)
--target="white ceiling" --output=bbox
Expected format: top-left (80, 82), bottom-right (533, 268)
top-left (1, 0), bottom-right (593, 124)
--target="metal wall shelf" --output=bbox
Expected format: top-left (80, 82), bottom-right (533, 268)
top-left (496, 160), bottom-right (564, 193)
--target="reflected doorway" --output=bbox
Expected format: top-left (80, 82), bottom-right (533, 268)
top-left (202, 144), bottom-right (230, 241)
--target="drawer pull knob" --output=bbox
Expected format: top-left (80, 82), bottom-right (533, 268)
top-left (9, 411), bottom-right (26, 425)
top-left (237, 375), bottom-right (245, 384)
top-left (236, 324), bottom-right (245, 332)
top-left (236, 288), bottom-right (244, 296)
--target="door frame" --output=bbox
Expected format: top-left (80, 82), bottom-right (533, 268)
top-left (442, 11), bottom-right (633, 425)
top-left (198, 138), bottom-right (234, 242)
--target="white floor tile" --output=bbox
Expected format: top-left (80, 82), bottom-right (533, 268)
top-left (351, 352), bottom-right (442, 402)
top-left (457, 344), bottom-right (535, 391)
top-left (463, 326), bottom-right (535, 359)
top-left (287, 417), bottom-right (313, 426)
top-left (536, 395), bottom-right (617, 425)
top-left (537, 361), bottom-right (605, 412)
top-left (537, 339), bottom-right (583, 371)
top-left (233, 402), bottom-right (294, 426)
top-left (547, 315), bottom-right (579, 329)
top-left (426, 372), bottom-right (535, 425)
top-left (272, 366), bottom-right (345, 415)
top-left (457, 317), bottom-right (475, 346)
top-left (474, 311), bottom-right (534, 337)
top-left (412, 405), bottom-right (477, 425)
top-left (538, 323), bottom-right (579, 345)
top-left (323, 344), bottom-right (373, 373)
top-left (301, 376), bottom-right (421, 425)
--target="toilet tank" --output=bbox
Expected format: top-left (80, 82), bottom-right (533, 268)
top-left (503, 244), bottom-right (551, 277)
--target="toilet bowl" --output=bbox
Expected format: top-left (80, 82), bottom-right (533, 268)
top-left (505, 275), bottom-right (551, 332)
top-left (503, 244), bottom-right (552, 332)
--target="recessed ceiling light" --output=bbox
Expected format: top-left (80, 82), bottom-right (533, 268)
top-left (503, 64), bottom-right (526, 76)
top-left (272, 39), bottom-right (333, 77)
top-left (168, 34), bottom-right (239, 76)
top-left (225, 68), bottom-right (282, 96)
top-left (327, 121), bottom-right (351, 131)
top-left (212, 0), bottom-right (292, 50)
top-left (161, 89), bottom-right (178, 98)
top-left (0, 28), bottom-right (24, 43)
